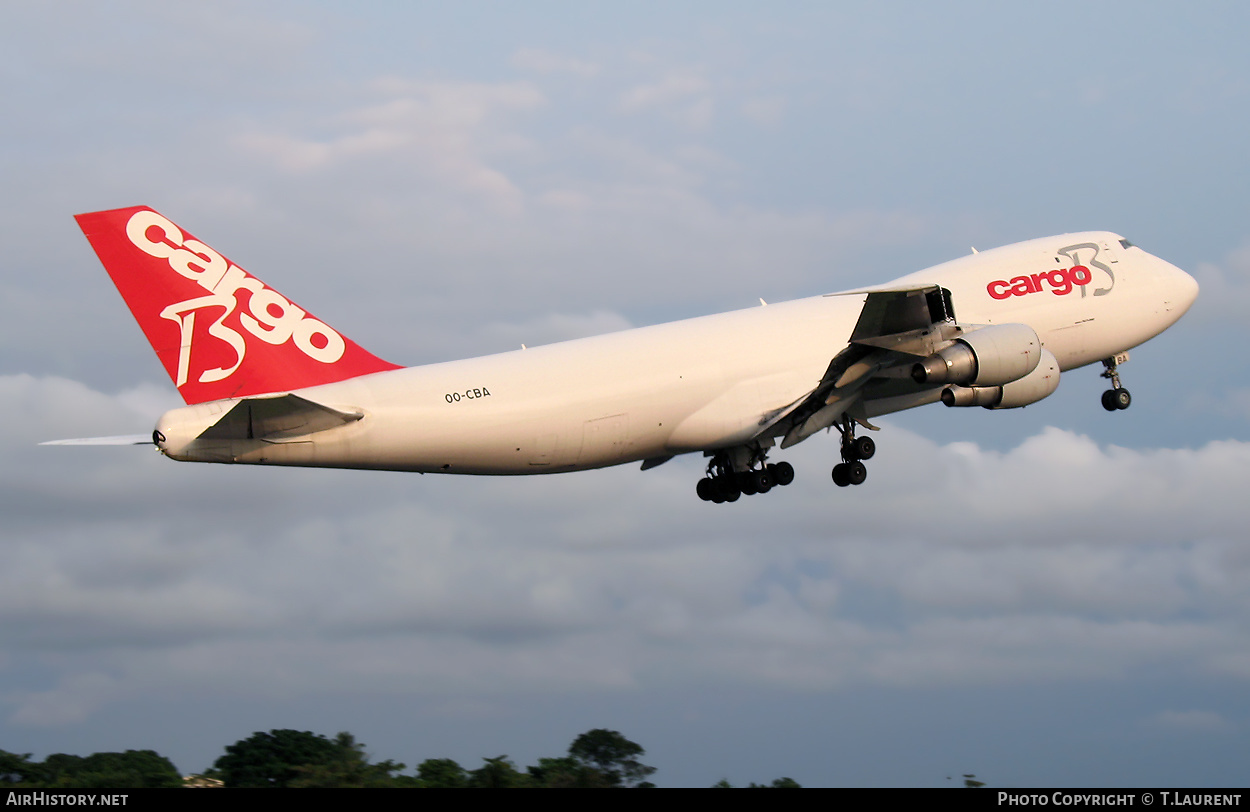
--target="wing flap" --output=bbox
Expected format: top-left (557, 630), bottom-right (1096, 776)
top-left (765, 285), bottom-right (958, 449)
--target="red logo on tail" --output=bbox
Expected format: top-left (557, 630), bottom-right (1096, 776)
top-left (76, 206), bottom-right (400, 404)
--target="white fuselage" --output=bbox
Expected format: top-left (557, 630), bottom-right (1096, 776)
top-left (155, 232), bottom-right (1198, 474)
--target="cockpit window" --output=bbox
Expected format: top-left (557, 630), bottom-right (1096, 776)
top-left (1119, 239), bottom-right (1134, 249)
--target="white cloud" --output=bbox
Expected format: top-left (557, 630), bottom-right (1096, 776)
top-left (739, 97), bottom-right (787, 126)
top-left (1146, 710), bottom-right (1232, 733)
top-left (6, 373), bottom-right (1250, 728)
top-left (620, 71), bottom-right (710, 113)
top-left (1190, 243), bottom-right (1250, 324)
top-left (231, 79), bottom-right (546, 209)
top-left (512, 48), bottom-right (599, 78)
top-left (618, 70), bottom-right (714, 129)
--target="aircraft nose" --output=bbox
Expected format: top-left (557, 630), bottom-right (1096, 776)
top-left (1162, 257), bottom-right (1199, 316)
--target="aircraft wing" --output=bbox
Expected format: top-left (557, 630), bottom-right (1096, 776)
top-left (771, 285), bottom-right (958, 449)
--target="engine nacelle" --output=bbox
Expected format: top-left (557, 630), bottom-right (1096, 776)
top-left (941, 349), bottom-right (1060, 409)
top-left (911, 323), bottom-right (1041, 387)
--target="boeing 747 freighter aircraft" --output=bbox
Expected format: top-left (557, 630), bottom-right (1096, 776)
top-left (62, 206), bottom-right (1197, 503)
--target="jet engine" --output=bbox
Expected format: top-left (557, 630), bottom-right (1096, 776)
top-left (911, 323), bottom-right (1041, 387)
top-left (940, 348), bottom-right (1060, 409)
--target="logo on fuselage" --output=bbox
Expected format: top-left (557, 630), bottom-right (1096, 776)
top-left (126, 210), bottom-right (346, 387)
top-left (986, 240), bottom-right (1118, 302)
top-left (987, 265), bottom-right (1092, 300)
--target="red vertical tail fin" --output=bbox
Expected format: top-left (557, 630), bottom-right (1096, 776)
top-left (75, 206), bottom-right (401, 404)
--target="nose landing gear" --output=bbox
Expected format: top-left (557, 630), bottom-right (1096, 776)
top-left (1100, 354), bottom-right (1131, 411)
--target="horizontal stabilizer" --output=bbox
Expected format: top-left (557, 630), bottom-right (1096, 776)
top-left (40, 434), bottom-right (153, 446)
top-left (197, 394), bottom-right (362, 442)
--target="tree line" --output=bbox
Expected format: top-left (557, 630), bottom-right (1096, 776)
top-left (1, 728), bottom-right (801, 788)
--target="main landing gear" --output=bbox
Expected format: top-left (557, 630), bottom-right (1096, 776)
top-left (696, 448), bottom-right (795, 504)
top-left (831, 415), bottom-right (875, 488)
top-left (1100, 355), bottom-right (1131, 412)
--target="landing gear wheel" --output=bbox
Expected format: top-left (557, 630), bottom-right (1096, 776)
top-left (700, 449), bottom-right (793, 503)
top-left (832, 415), bottom-right (876, 489)
top-left (769, 461), bottom-right (795, 487)
top-left (1100, 357), bottom-right (1132, 412)
top-left (853, 436), bottom-right (876, 461)
top-left (1101, 388), bottom-right (1131, 411)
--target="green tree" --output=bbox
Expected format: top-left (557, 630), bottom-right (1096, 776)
top-left (567, 729), bottom-right (656, 788)
top-left (748, 777), bottom-right (802, 788)
top-left (0, 751), bottom-right (42, 785)
top-left (13, 750), bottom-right (180, 788)
top-left (469, 755), bottom-right (529, 788)
top-left (287, 733), bottom-right (406, 788)
top-left (528, 756), bottom-right (613, 788)
top-left (214, 729), bottom-right (347, 788)
top-left (416, 758), bottom-right (469, 788)
top-left (716, 777), bottom-right (803, 788)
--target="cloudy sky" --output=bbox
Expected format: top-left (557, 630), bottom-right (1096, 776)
top-left (2, 1), bottom-right (1249, 787)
